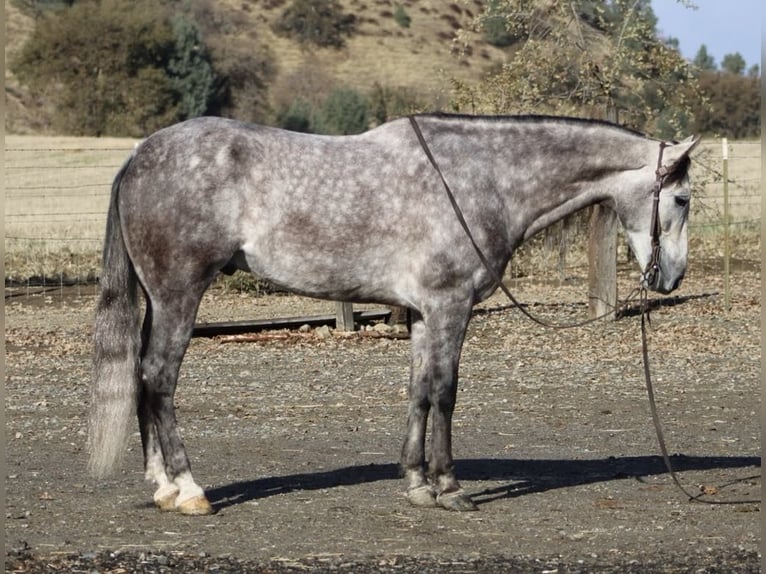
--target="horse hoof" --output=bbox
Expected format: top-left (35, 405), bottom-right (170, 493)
top-left (436, 490), bottom-right (478, 511)
top-left (405, 485), bottom-right (438, 508)
top-left (153, 485), bottom-right (180, 512)
top-left (155, 494), bottom-right (177, 512)
top-left (176, 495), bottom-right (214, 516)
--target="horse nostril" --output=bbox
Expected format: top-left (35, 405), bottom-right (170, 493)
top-left (672, 274), bottom-right (684, 291)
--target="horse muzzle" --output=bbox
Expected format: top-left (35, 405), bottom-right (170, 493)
top-left (642, 264), bottom-right (684, 294)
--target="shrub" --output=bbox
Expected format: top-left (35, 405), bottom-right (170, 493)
top-left (188, 0), bottom-right (276, 124)
top-left (277, 87), bottom-right (372, 135)
top-left (12, 0), bottom-right (216, 136)
top-left (369, 82), bottom-right (423, 124)
top-left (204, 39), bottom-right (276, 124)
top-left (273, 0), bottom-right (357, 48)
top-left (277, 98), bottom-right (314, 132)
top-left (480, 0), bottom-right (517, 47)
top-left (312, 87), bottom-right (369, 135)
top-left (394, 5), bottom-right (411, 28)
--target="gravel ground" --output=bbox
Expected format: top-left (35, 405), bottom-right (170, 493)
top-left (5, 261), bottom-right (761, 573)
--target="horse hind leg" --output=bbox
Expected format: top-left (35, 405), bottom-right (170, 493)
top-left (139, 290), bottom-right (213, 515)
top-left (136, 301), bottom-right (178, 510)
top-left (139, 388), bottom-right (180, 510)
top-left (140, 404), bottom-right (178, 511)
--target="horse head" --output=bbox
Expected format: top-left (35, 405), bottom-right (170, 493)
top-left (621, 135), bottom-right (700, 294)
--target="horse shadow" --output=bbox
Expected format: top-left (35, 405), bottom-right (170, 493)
top-left (471, 291), bottom-right (719, 321)
top-left (206, 454), bottom-right (760, 511)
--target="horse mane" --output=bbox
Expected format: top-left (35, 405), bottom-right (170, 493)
top-left (414, 111), bottom-right (649, 139)
top-left (413, 112), bottom-right (696, 179)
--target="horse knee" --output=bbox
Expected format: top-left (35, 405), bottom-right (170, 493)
top-left (430, 379), bottom-right (458, 412)
top-left (139, 353), bottom-right (179, 396)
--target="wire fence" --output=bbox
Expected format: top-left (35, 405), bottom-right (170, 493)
top-left (688, 140), bottom-right (761, 231)
top-left (4, 137), bottom-right (761, 300)
top-left (5, 138), bottom-right (135, 297)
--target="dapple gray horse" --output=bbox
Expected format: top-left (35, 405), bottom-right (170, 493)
top-left (88, 113), bottom-right (699, 514)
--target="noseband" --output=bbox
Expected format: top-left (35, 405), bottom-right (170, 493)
top-left (643, 141), bottom-right (670, 288)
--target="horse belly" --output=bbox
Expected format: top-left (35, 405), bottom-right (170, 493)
top-left (239, 228), bottom-right (406, 303)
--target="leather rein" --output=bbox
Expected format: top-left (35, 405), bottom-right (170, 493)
top-left (408, 115), bottom-right (758, 505)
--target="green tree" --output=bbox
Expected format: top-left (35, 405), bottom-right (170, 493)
top-left (11, 0), bottom-right (217, 136)
top-left (453, 0), bottom-right (703, 139)
top-left (721, 52), bottom-right (746, 75)
top-left (693, 44), bottom-right (716, 70)
top-left (693, 70), bottom-right (760, 138)
top-left (168, 14), bottom-right (216, 119)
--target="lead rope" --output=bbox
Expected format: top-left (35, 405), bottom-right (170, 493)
top-left (640, 287), bottom-right (759, 505)
top-left (409, 115), bottom-right (759, 505)
top-left (640, 286), bottom-right (707, 502)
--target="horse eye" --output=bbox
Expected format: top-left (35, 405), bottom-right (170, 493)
top-left (674, 196), bottom-right (690, 208)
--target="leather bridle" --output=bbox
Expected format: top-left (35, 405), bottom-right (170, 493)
top-left (642, 141), bottom-right (669, 290)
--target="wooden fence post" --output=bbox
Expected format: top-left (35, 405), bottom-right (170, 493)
top-left (335, 301), bottom-right (355, 331)
top-left (587, 105), bottom-right (619, 319)
top-left (722, 138), bottom-right (731, 311)
top-left (588, 204), bottom-right (617, 319)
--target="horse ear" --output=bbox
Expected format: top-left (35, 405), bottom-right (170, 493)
top-left (662, 135), bottom-right (701, 172)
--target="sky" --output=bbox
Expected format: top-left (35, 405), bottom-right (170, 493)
top-left (650, 0), bottom-right (763, 70)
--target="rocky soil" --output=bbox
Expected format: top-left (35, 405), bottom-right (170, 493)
top-left (5, 262), bottom-right (761, 573)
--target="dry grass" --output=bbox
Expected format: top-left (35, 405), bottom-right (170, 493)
top-left (690, 140), bottom-right (761, 227)
top-left (5, 135), bottom-right (138, 281)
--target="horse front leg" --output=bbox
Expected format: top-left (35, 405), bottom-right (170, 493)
top-left (401, 314), bottom-right (438, 507)
top-left (401, 303), bottom-right (477, 511)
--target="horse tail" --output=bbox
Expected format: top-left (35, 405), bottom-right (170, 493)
top-left (88, 155), bottom-right (141, 478)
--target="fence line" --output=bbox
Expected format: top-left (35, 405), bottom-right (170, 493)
top-left (4, 138), bottom-right (761, 299)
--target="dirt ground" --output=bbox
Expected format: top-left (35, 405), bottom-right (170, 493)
top-left (5, 262), bottom-right (761, 573)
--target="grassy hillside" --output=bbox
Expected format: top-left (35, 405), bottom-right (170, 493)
top-left (5, 0), bottom-right (44, 133)
top-left (252, 0), bottom-right (508, 93)
top-left (4, 0), bottom-right (512, 134)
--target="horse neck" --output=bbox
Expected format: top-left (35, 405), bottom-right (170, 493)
top-left (448, 118), bottom-right (652, 241)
